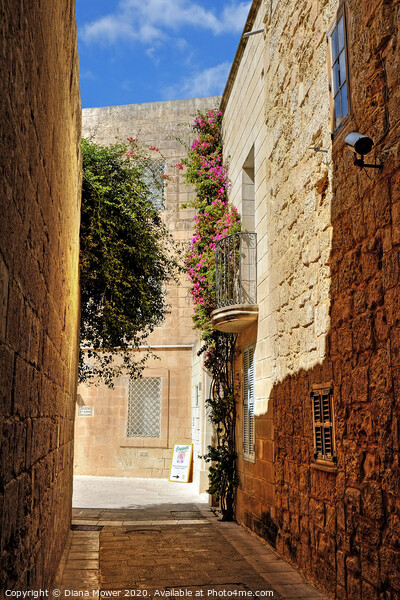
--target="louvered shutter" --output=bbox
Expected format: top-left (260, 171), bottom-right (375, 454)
top-left (243, 345), bottom-right (255, 461)
top-left (311, 386), bottom-right (335, 462)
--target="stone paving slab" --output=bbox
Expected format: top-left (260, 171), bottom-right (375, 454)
top-left (99, 523), bottom-right (277, 596)
top-left (58, 504), bottom-right (327, 600)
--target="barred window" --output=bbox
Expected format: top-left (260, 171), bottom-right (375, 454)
top-left (311, 385), bottom-right (336, 463)
top-left (140, 159), bottom-right (166, 210)
top-left (127, 377), bottom-right (161, 438)
top-left (243, 344), bottom-right (255, 461)
top-left (328, 9), bottom-right (350, 132)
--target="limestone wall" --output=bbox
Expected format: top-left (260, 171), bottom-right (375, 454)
top-left (221, 0), bottom-right (276, 536)
top-left (270, 1), bottom-right (400, 597)
top-left (263, 0), bottom-right (336, 384)
top-left (75, 350), bottom-right (192, 478)
top-left (0, 0), bottom-right (81, 591)
top-left (222, 0), bottom-right (335, 543)
top-left (223, 0), bottom-right (400, 596)
top-left (77, 98), bottom-right (217, 481)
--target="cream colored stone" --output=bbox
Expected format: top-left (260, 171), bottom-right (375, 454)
top-left (76, 99), bottom-right (219, 484)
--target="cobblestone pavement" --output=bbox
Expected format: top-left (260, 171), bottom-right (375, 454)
top-left (57, 502), bottom-right (327, 600)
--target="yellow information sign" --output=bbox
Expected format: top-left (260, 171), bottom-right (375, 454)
top-left (169, 443), bottom-right (193, 483)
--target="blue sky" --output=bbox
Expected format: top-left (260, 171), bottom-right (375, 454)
top-left (76, 0), bottom-right (251, 108)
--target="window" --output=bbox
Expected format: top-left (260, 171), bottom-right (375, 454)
top-left (242, 146), bottom-right (255, 232)
top-left (127, 377), bottom-right (161, 438)
top-left (311, 385), bottom-right (336, 463)
top-left (328, 9), bottom-right (350, 132)
top-left (243, 344), bottom-right (255, 461)
top-left (140, 158), bottom-right (166, 209)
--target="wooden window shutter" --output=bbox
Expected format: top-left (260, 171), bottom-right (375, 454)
top-left (311, 385), bottom-right (336, 463)
top-left (243, 345), bottom-right (255, 461)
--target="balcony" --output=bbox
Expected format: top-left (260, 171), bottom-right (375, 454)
top-left (211, 232), bottom-right (258, 333)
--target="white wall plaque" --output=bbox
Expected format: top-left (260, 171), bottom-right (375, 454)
top-left (78, 406), bottom-right (93, 417)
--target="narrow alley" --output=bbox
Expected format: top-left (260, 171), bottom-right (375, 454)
top-left (55, 478), bottom-right (326, 600)
top-left (2, 1), bottom-right (400, 598)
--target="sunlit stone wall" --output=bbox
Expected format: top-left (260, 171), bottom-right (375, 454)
top-left (0, 0), bottom-right (81, 590)
top-left (77, 98), bottom-right (216, 486)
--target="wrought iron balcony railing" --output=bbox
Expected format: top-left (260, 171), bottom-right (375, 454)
top-left (215, 232), bottom-right (257, 308)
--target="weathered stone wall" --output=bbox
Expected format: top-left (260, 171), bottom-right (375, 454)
top-left (223, 0), bottom-right (400, 596)
top-left (77, 98), bottom-right (216, 482)
top-left (221, 0), bottom-right (275, 534)
top-left (0, 0), bottom-right (81, 591)
top-left (259, 0), bottom-right (337, 587)
top-left (269, 1), bottom-right (400, 598)
top-left (262, 0), bottom-right (335, 383)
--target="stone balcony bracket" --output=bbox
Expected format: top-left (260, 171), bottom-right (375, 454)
top-left (211, 304), bottom-right (259, 333)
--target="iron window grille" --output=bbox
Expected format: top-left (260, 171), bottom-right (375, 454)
top-left (127, 377), bottom-right (162, 438)
top-left (311, 385), bottom-right (336, 463)
top-left (215, 232), bottom-right (257, 308)
top-left (139, 158), bottom-right (166, 210)
top-left (328, 8), bottom-right (350, 132)
top-left (243, 344), bottom-right (255, 462)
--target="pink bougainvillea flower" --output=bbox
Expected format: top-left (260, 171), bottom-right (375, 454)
top-left (182, 108), bottom-right (240, 342)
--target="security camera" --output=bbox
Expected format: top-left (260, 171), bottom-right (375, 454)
top-left (344, 132), bottom-right (382, 171)
top-left (344, 132), bottom-right (374, 156)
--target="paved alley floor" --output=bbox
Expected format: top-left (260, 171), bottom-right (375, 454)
top-left (56, 477), bottom-right (327, 600)
top-left (72, 475), bottom-right (209, 508)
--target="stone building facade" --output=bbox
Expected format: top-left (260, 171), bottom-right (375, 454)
top-left (76, 98), bottom-right (217, 491)
top-left (0, 0), bottom-right (81, 592)
top-left (218, 0), bottom-right (400, 598)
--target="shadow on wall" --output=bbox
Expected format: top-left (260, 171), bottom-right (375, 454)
top-left (233, 2), bottom-right (400, 596)
top-left (267, 95), bottom-right (400, 600)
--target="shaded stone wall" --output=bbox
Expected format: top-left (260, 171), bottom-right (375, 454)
top-left (0, 0), bottom-right (81, 591)
top-left (222, 0), bottom-right (335, 548)
top-left (222, 0), bottom-right (400, 596)
top-left (271, 1), bottom-right (400, 598)
top-left (75, 351), bottom-right (193, 478)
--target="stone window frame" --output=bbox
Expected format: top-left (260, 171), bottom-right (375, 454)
top-left (310, 383), bottom-right (337, 471)
top-left (327, 4), bottom-right (351, 135)
top-left (243, 343), bottom-right (256, 462)
top-left (127, 376), bottom-right (162, 438)
top-left (119, 368), bottom-right (169, 448)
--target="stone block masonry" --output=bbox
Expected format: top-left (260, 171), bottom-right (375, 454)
top-left (0, 0), bottom-right (81, 592)
top-left (269, 1), bottom-right (400, 598)
top-left (221, 0), bottom-right (400, 597)
top-left (78, 98), bottom-right (218, 484)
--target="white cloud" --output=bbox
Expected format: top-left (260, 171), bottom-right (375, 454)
top-left (79, 0), bottom-right (251, 45)
top-left (164, 61), bottom-right (231, 99)
top-left (81, 14), bottom-right (166, 45)
top-left (221, 2), bottom-right (252, 32)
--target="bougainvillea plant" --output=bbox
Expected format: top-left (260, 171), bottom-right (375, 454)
top-left (183, 109), bottom-right (241, 347)
top-left (182, 109), bottom-right (241, 520)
